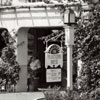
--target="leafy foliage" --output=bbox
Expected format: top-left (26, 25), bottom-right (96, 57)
top-left (0, 31), bottom-right (20, 92)
top-left (44, 88), bottom-right (100, 100)
top-left (43, 88), bottom-right (92, 100)
top-left (74, 7), bottom-right (100, 92)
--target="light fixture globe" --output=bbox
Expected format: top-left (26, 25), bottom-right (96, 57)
top-left (64, 8), bottom-right (75, 24)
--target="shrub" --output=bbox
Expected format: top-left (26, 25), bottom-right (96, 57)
top-left (0, 46), bottom-right (20, 92)
top-left (0, 30), bottom-right (20, 92)
top-left (43, 87), bottom-right (100, 100)
top-left (43, 88), bottom-right (81, 100)
top-left (89, 88), bottom-right (100, 100)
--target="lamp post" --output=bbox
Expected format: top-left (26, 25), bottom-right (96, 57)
top-left (64, 8), bottom-right (75, 90)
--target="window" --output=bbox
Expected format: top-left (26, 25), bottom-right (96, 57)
top-left (28, 0), bottom-right (43, 2)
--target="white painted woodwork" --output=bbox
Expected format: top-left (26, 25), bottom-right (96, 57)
top-left (0, 8), bottom-right (63, 32)
top-left (16, 28), bottom-right (29, 92)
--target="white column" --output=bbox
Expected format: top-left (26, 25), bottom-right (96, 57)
top-left (65, 25), bottom-right (74, 90)
top-left (16, 28), bottom-right (29, 92)
top-left (67, 45), bottom-right (73, 90)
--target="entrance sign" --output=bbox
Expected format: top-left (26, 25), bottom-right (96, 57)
top-left (46, 69), bottom-right (61, 82)
top-left (45, 44), bottom-right (63, 68)
top-left (45, 53), bottom-right (63, 68)
top-left (45, 44), bottom-right (63, 82)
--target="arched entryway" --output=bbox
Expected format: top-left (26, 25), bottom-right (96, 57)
top-left (16, 27), bottom-right (68, 92)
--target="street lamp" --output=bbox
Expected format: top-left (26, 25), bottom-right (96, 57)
top-left (64, 8), bottom-right (75, 25)
top-left (64, 8), bottom-right (75, 90)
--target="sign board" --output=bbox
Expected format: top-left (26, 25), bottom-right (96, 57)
top-left (45, 53), bottom-right (63, 68)
top-left (45, 44), bottom-right (63, 82)
top-left (46, 69), bottom-right (61, 82)
top-left (45, 44), bottom-right (63, 68)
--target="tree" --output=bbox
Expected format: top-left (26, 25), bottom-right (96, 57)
top-left (0, 30), bottom-right (20, 92)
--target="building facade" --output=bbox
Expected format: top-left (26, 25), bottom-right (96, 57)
top-left (0, 1), bottom-right (78, 92)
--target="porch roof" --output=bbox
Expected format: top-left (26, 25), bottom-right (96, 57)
top-left (0, 2), bottom-right (90, 32)
top-left (0, 3), bottom-right (65, 32)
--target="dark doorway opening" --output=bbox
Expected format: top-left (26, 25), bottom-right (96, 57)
top-left (28, 27), bottom-right (63, 89)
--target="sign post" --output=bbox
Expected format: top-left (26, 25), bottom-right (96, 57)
top-left (64, 8), bottom-right (75, 90)
top-left (65, 26), bottom-right (74, 90)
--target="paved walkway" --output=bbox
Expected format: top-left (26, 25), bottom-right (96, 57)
top-left (0, 92), bottom-right (45, 100)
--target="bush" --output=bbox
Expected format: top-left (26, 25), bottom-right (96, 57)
top-left (89, 88), bottom-right (100, 100)
top-left (43, 88), bottom-right (81, 100)
top-left (43, 88), bottom-right (100, 100)
top-left (0, 30), bottom-right (20, 92)
top-left (0, 46), bottom-right (20, 92)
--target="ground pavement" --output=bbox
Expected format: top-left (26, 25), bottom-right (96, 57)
top-left (0, 92), bottom-right (45, 100)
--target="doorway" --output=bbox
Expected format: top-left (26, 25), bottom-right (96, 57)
top-left (28, 27), bottom-right (63, 90)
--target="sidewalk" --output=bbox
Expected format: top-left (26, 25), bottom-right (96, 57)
top-left (0, 92), bottom-right (45, 100)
